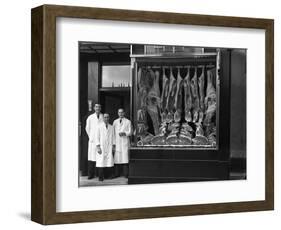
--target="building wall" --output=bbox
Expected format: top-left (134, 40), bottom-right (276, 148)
top-left (230, 49), bottom-right (247, 159)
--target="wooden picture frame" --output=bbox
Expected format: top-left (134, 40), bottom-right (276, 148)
top-left (31, 4), bottom-right (274, 225)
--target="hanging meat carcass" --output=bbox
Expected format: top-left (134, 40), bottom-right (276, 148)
top-left (137, 67), bottom-right (148, 109)
top-left (173, 109), bottom-right (182, 124)
top-left (203, 68), bottom-right (217, 126)
top-left (136, 67), bottom-right (149, 138)
top-left (174, 67), bottom-right (184, 123)
top-left (198, 66), bottom-right (205, 123)
top-left (146, 68), bottom-right (161, 135)
top-left (165, 67), bottom-right (177, 123)
top-left (160, 67), bottom-right (169, 122)
top-left (153, 70), bottom-right (161, 98)
top-left (183, 67), bottom-right (193, 122)
top-left (198, 66), bottom-right (205, 111)
top-left (190, 67), bottom-right (200, 123)
top-left (148, 69), bottom-right (161, 111)
top-left (137, 108), bottom-right (146, 123)
top-left (204, 69), bottom-right (216, 106)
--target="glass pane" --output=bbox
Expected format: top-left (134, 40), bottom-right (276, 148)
top-left (102, 65), bottom-right (131, 87)
top-left (136, 65), bottom-right (218, 148)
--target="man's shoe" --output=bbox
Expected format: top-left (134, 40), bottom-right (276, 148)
top-left (88, 175), bottom-right (94, 180)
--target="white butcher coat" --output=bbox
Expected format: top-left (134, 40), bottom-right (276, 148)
top-left (113, 118), bottom-right (132, 164)
top-left (85, 113), bottom-right (103, 161)
top-left (95, 123), bottom-right (115, 167)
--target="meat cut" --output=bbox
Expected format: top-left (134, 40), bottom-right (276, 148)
top-left (190, 68), bottom-right (200, 123)
top-left (178, 122), bottom-right (192, 145)
top-left (204, 69), bottom-right (217, 127)
top-left (160, 67), bottom-right (169, 122)
top-left (198, 66), bottom-right (205, 123)
top-left (192, 123), bottom-right (209, 145)
top-left (137, 67), bottom-right (148, 109)
top-left (183, 67), bottom-right (192, 122)
top-left (147, 69), bottom-right (161, 135)
top-left (174, 67), bottom-right (184, 123)
top-left (198, 66), bottom-right (205, 111)
top-left (205, 69), bottom-right (216, 107)
top-left (166, 68), bottom-right (177, 122)
top-left (153, 70), bottom-right (161, 98)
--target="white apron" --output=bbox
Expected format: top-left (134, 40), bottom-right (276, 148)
top-left (85, 113), bottom-right (103, 161)
top-left (113, 118), bottom-right (132, 164)
top-left (95, 123), bottom-right (115, 167)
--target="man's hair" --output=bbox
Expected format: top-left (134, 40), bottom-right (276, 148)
top-left (103, 113), bottom-right (110, 117)
top-left (118, 108), bottom-right (125, 112)
top-left (94, 103), bottom-right (101, 107)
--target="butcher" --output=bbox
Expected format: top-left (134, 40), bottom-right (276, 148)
top-left (96, 113), bottom-right (115, 181)
top-left (85, 104), bottom-right (103, 179)
top-left (113, 108), bottom-right (132, 178)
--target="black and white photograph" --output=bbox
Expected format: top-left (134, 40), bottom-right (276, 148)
top-left (78, 42), bottom-right (247, 186)
top-left (29, 2), bottom-right (274, 225)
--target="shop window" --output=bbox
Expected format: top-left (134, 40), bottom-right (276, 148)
top-left (101, 65), bottom-right (131, 88)
top-left (134, 58), bottom-right (218, 148)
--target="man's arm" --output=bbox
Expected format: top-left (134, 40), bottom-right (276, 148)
top-left (112, 126), bottom-right (116, 155)
top-left (96, 127), bottom-right (102, 154)
top-left (112, 124), bottom-right (116, 145)
top-left (124, 120), bottom-right (132, 137)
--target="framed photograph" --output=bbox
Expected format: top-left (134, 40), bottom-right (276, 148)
top-left (31, 4), bottom-right (274, 224)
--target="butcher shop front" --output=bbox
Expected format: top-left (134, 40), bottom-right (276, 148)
top-left (79, 42), bottom-right (246, 186)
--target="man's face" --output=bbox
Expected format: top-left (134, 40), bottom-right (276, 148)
top-left (103, 114), bottom-right (109, 124)
top-left (94, 104), bottom-right (101, 113)
top-left (118, 109), bottom-right (125, 118)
